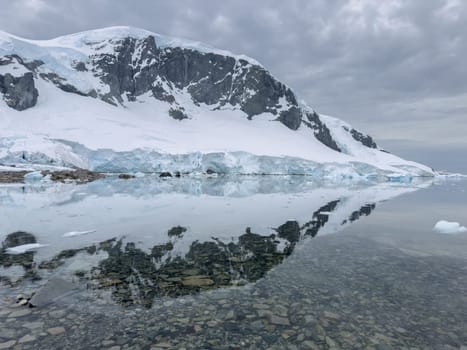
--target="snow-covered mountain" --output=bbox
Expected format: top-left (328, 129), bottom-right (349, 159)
top-left (0, 26), bottom-right (433, 179)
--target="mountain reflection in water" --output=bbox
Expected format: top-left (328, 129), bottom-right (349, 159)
top-left (0, 176), bottom-right (428, 307)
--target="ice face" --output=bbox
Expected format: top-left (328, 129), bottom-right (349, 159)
top-left (0, 137), bottom-right (433, 181)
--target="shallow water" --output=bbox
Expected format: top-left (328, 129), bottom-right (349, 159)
top-left (0, 177), bottom-right (466, 349)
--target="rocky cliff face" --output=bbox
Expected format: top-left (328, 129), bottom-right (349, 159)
top-left (0, 55), bottom-right (40, 110)
top-left (0, 56), bottom-right (38, 111)
top-left (0, 72), bottom-right (38, 111)
top-left (82, 35), bottom-right (329, 143)
top-left (87, 37), bottom-right (299, 118)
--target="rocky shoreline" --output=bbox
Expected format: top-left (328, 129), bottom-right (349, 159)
top-left (0, 169), bottom-right (105, 184)
top-left (0, 171), bottom-right (30, 183)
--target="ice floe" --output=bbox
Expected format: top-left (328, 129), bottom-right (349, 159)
top-left (433, 220), bottom-right (467, 234)
top-left (5, 243), bottom-right (49, 254)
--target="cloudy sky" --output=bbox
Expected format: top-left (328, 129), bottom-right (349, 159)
top-left (1, 0), bottom-right (466, 172)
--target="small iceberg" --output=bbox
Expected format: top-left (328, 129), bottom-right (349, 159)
top-left (433, 220), bottom-right (467, 234)
top-left (62, 230), bottom-right (96, 238)
top-left (5, 243), bottom-right (49, 254)
top-left (24, 171), bottom-right (45, 182)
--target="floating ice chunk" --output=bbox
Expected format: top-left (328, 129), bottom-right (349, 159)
top-left (5, 243), bottom-right (49, 254)
top-left (433, 220), bottom-right (467, 234)
top-left (386, 174), bottom-right (413, 183)
top-left (318, 211), bottom-right (332, 215)
top-left (24, 171), bottom-right (44, 182)
top-left (62, 230), bottom-right (96, 237)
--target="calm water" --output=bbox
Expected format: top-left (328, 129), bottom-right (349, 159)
top-left (0, 177), bottom-right (466, 349)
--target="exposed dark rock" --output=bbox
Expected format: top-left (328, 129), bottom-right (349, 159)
top-left (152, 83), bottom-right (175, 103)
top-left (118, 174), bottom-right (135, 179)
top-left (159, 172), bottom-right (172, 178)
top-left (169, 107), bottom-right (188, 120)
top-left (39, 72), bottom-right (89, 97)
top-left (303, 112), bottom-right (341, 152)
top-left (278, 106), bottom-right (302, 130)
top-left (0, 55), bottom-right (73, 110)
top-left (0, 72), bottom-right (38, 110)
top-left (0, 54), bottom-right (44, 71)
top-left (349, 128), bottom-right (377, 148)
top-left (92, 36), bottom-right (158, 104)
top-left (86, 38), bottom-right (307, 132)
top-left (73, 61), bottom-right (88, 72)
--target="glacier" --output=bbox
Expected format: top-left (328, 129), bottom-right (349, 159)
top-left (0, 27), bottom-right (435, 180)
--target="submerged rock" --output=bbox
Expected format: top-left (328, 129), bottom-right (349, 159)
top-left (159, 172), bottom-right (173, 178)
top-left (181, 276), bottom-right (214, 287)
top-left (118, 173), bottom-right (135, 179)
top-left (2, 232), bottom-right (36, 249)
top-left (29, 277), bottom-right (77, 307)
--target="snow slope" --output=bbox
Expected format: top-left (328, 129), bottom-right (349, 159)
top-left (0, 27), bottom-right (434, 179)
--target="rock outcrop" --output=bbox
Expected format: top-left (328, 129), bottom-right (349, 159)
top-left (0, 72), bottom-right (38, 110)
top-left (87, 36), bottom-right (305, 132)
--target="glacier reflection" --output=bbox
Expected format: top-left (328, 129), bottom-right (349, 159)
top-left (0, 176), bottom-right (430, 306)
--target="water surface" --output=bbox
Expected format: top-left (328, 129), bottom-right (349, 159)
top-left (0, 177), bottom-right (466, 349)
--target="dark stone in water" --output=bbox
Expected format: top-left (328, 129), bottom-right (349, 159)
top-left (2, 231), bottom-right (36, 248)
top-left (29, 277), bottom-right (77, 307)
